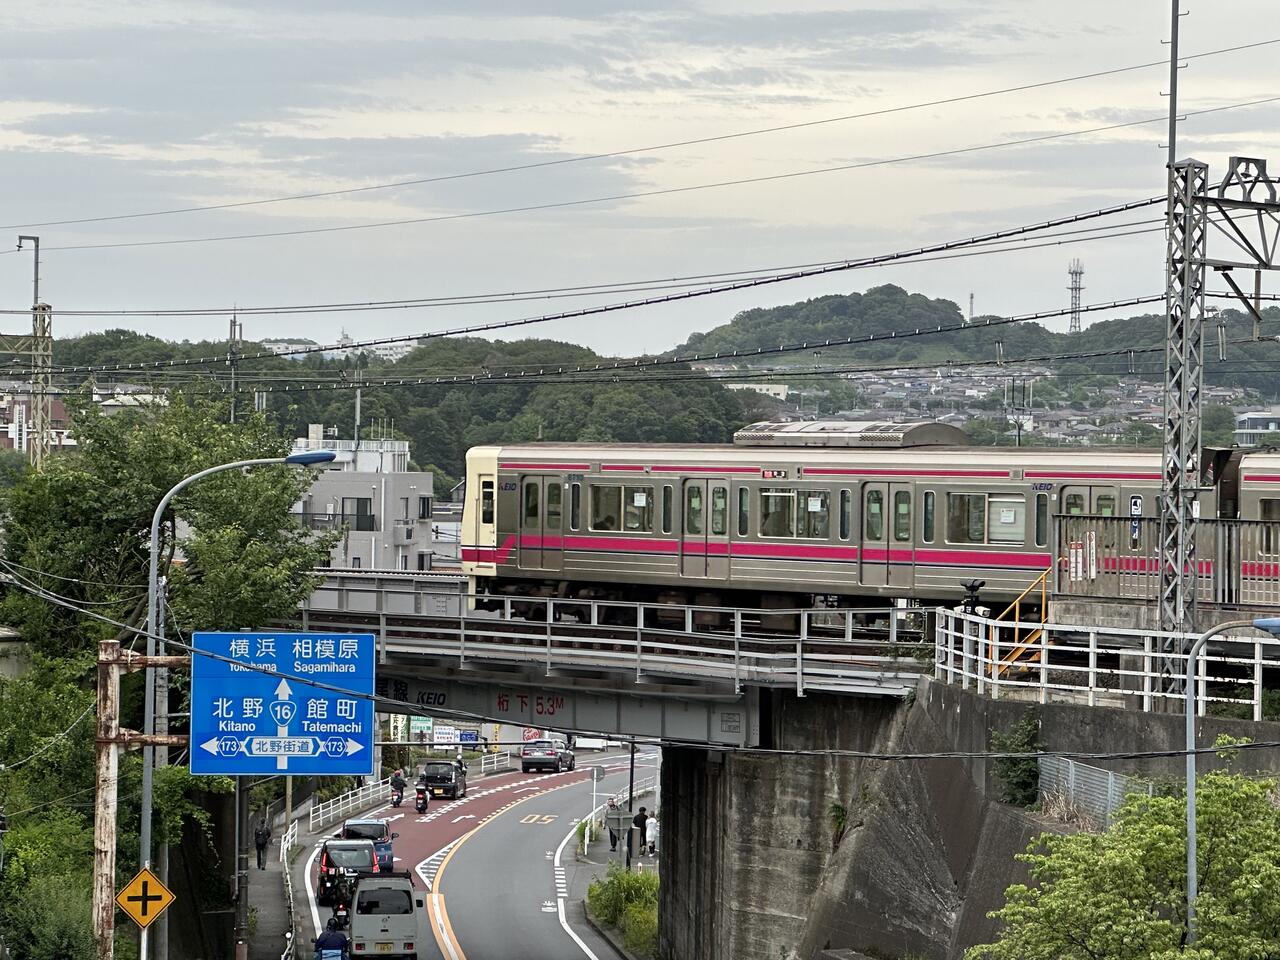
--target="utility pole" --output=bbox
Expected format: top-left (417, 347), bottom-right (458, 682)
top-left (16, 236), bottom-right (51, 469)
top-left (153, 580), bottom-right (170, 960)
top-left (228, 314), bottom-right (241, 424)
top-left (92, 637), bottom-right (188, 960)
top-left (967, 292), bottom-right (974, 324)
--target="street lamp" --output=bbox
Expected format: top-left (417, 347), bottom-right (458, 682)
top-left (1184, 616), bottom-right (1280, 942)
top-left (137, 449), bottom-right (334, 959)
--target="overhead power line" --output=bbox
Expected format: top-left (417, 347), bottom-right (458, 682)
top-left (3, 37), bottom-right (1276, 232)
top-left (4, 571), bottom-right (1280, 765)
top-left (7, 97), bottom-right (1272, 256)
top-left (23, 195), bottom-right (1164, 378)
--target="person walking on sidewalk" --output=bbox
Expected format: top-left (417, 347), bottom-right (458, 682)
top-left (254, 819), bottom-right (272, 870)
top-left (646, 811), bottom-right (658, 855)
top-left (632, 806), bottom-right (648, 851)
top-left (606, 798), bottom-right (620, 851)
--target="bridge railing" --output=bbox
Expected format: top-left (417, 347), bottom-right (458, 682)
top-left (935, 607), bottom-right (1277, 718)
top-left (300, 585), bottom-right (932, 696)
top-left (1053, 515), bottom-right (1280, 609)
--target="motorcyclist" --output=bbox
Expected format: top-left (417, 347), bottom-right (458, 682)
top-left (454, 750), bottom-right (468, 775)
top-left (314, 917), bottom-right (349, 959)
top-left (390, 768), bottom-right (407, 791)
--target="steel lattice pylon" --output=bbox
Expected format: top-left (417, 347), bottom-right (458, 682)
top-left (1158, 160), bottom-right (1208, 685)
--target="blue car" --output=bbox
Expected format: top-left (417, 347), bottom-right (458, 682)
top-left (339, 818), bottom-right (397, 871)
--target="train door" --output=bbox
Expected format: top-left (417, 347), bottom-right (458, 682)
top-left (860, 482), bottom-right (913, 588)
top-left (518, 476), bottom-right (563, 572)
top-left (680, 478), bottom-right (729, 578)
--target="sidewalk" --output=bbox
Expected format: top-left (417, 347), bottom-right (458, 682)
top-left (247, 840), bottom-right (292, 960)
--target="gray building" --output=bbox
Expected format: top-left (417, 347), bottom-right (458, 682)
top-left (1236, 406), bottom-right (1280, 447)
top-left (291, 431), bottom-right (436, 571)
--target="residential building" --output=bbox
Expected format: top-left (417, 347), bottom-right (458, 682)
top-left (291, 428), bottom-right (436, 571)
top-left (292, 424), bottom-right (410, 472)
top-left (1236, 406), bottom-right (1280, 446)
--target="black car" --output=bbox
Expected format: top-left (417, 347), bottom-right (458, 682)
top-left (316, 839), bottom-right (380, 905)
top-left (419, 760), bottom-right (467, 799)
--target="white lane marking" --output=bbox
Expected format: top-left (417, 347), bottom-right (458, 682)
top-left (554, 797), bottom-right (606, 960)
top-left (304, 841), bottom-right (323, 938)
top-left (452, 815), bottom-right (476, 823)
top-left (385, 813), bottom-right (404, 823)
top-left (430, 892), bottom-right (463, 960)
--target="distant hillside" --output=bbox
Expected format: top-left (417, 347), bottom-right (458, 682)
top-left (671, 283), bottom-right (1280, 393)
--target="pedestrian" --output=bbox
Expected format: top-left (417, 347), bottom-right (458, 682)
top-left (606, 798), bottom-right (620, 851)
top-left (646, 811), bottom-right (658, 855)
top-left (253, 819), bottom-right (272, 870)
top-left (632, 806), bottom-right (648, 851)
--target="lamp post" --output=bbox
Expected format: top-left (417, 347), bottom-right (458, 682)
top-left (138, 449), bottom-right (334, 960)
top-left (1183, 615), bottom-right (1280, 943)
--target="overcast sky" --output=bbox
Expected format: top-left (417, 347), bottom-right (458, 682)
top-left (0, 0), bottom-right (1275, 357)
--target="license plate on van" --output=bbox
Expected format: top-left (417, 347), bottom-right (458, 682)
top-left (376, 944), bottom-right (393, 953)
top-left (433, 788), bottom-right (444, 796)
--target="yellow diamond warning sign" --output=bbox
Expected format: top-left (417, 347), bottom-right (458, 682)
top-left (116, 867), bottom-right (174, 929)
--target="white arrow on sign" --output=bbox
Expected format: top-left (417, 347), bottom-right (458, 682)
top-left (272, 678), bottom-right (295, 771)
top-left (198, 735), bottom-right (364, 760)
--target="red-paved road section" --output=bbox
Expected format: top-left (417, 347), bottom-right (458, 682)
top-left (304, 754), bottom-right (639, 937)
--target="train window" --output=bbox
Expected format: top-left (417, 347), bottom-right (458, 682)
top-left (946, 493), bottom-right (986, 544)
top-left (570, 482), bottom-right (581, 530)
top-left (799, 491), bottom-right (830, 539)
top-left (1064, 492), bottom-right (1087, 515)
top-left (923, 491), bottom-right (936, 543)
top-left (1096, 494), bottom-right (1117, 517)
top-left (686, 485), bottom-right (704, 535)
top-left (522, 482), bottom-right (539, 526)
top-left (546, 483), bottom-right (562, 531)
top-left (1034, 493), bottom-right (1049, 547)
top-left (839, 489), bottom-right (851, 541)
top-left (623, 486), bottom-right (654, 532)
top-left (662, 485), bottom-right (673, 534)
top-left (737, 488), bottom-right (750, 537)
top-left (987, 494), bottom-right (1026, 544)
top-left (590, 486), bottom-right (623, 531)
top-left (711, 486), bottom-right (728, 535)
top-left (865, 490), bottom-right (884, 541)
top-left (481, 480), bottom-right (495, 525)
top-left (759, 488), bottom-right (796, 538)
top-left (1263, 499), bottom-right (1280, 554)
top-left (894, 491), bottom-right (911, 542)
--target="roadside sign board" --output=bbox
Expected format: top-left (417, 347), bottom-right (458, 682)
top-left (459, 729), bottom-right (479, 744)
top-left (189, 631), bottom-right (376, 776)
top-left (116, 867), bottom-right (174, 930)
top-left (433, 724), bottom-right (458, 745)
top-left (410, 716), bottom-right (434, 742)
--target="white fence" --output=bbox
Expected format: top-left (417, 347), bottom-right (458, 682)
top-left (278, 818), bottom-right (298, 960)
top-left (935, 608), bottom-right (1276, 718)
top-left (479, 751), bottom-right (512, 775)
top-left (1038, 756), bottom-right (1152, 829)
top-left (308, 776), bottom-right (392, 833)
top-left (302, 585), bottom-right (930, 697)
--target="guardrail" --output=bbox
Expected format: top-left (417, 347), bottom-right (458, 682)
top-left (936, 607), bottom-right (1276, 717)
top-left (480, 751), bottom-right (512, 775)
top-left (300, 586), bottom-right (930, 697)
top-left (278, 819), bottom-right (298, 960)
top-left (309, 777), bottom-right (392, 833)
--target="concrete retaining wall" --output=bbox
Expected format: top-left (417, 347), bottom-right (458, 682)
top-left (661, 679), bottom-right (1280, 960)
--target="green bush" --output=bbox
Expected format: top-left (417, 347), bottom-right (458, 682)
top-left (990, 710), bottom-right (1041, 807)
top-left (587, 863), bottom-right (659, 926)
top-left (620, 899), bottom-right (659, 958)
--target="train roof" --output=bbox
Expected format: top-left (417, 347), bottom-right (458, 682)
top-left (733, 420), bottom-right (969, 447)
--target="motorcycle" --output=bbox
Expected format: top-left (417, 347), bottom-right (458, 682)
top-left (390, 785), bottom-right (403, 807)
top-left (331, 873), bottom-right (356, 930)
top-left (414, 785), bottom-right (429, 814)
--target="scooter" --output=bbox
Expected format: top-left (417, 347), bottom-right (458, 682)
top-left (331, 874), bottom-right (355, 930)
top-left (390, 785), bottom-right (403, 807)
top-left (414, 785), bottom-right (429, 814)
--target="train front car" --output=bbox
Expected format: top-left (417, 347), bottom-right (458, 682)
top-left (459, 421), bottom-right (1199, 613)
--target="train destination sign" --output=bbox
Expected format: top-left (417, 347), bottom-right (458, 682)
top-left (189, 631), bottom-right (376, 776)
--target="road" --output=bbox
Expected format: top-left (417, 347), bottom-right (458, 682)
top-left (301, 750), bottom-right (660, 959)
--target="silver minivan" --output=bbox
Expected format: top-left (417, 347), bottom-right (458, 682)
top-left (349, 875), bottom-right (426, 960)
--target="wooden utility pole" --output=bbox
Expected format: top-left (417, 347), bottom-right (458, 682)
top-left (92, 638), bottom-right (188, 960)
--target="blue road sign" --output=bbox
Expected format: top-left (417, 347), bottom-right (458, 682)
top-left (190, 631), bottom-right (376, 776)
top-left (459, 730), bottom-right (479, 744)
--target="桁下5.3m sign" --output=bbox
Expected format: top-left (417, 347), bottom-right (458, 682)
top-left (189, 631), bottom-right (376, 777)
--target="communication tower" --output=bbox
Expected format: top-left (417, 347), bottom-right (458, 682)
top-left (1068, 259), bottom-right (1084, 334)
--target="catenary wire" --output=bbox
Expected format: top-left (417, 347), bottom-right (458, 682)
top-left (18, 196), bottom-right (1166, 378)
top-left (0, 216), bottom-right (1166, 320)
top-left (9, 96), bottom-right (1273, 256)
top-left (3, 36), bottom-right (1275, 231)
top-left (3, 701), bottom-right (96, 771)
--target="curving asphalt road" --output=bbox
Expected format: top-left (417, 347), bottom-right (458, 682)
top-left (301, 751), bottom-right (660, 960)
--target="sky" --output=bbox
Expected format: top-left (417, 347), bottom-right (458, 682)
top-left (0, 0), bottom-right (1275, 358)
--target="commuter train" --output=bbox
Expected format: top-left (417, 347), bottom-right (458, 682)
top-left (459, 420), bottom-right (1280, 610)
